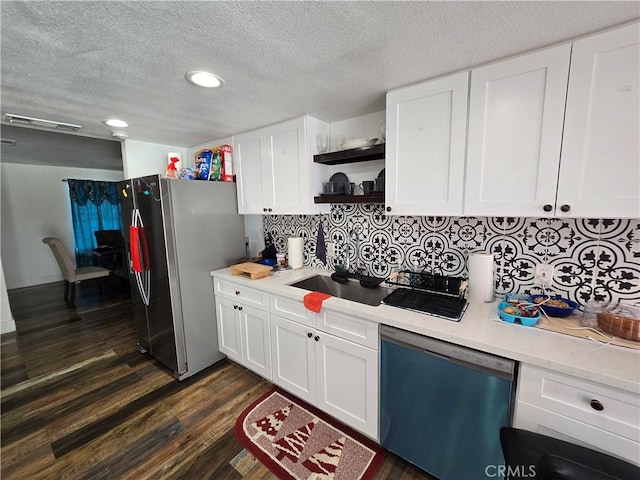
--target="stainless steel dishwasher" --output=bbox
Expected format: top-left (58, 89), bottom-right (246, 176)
top-left (380, 325), bottom-right (516, 480)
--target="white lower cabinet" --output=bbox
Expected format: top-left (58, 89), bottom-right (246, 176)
top-left (315, 329), bottom-right (378, 440)
top-left (270, 313), bottom-right (317, 404)
top-left (216, 297), bottom-right (271, 380)
top-left (217, 296), bottom-right (243, 361)
top-left (514, 363), bottom-right (640, 466)
top-left (270, 302), bottom-right (380, 440)
top-left (214, 283), bottom-right (380, 440)
top-left (214, 280), bottom-right (271, 380)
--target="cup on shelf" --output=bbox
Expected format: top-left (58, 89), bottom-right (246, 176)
top-left (359, 180), bottom-right (374, 194)
top-left (316, 134), bottom-right (329, 153)
top-left (333, 135), bottom-right (345, 151)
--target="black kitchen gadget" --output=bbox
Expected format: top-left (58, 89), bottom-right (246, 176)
top-left (382, 270), bottom-right (468, 320)
top-left (386, 270), bottom-right (466, 296)
top-left (382, 288), bottom-right (468, 321)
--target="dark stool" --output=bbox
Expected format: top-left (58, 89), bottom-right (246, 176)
top-left (500, 427), bottom-right (639, 480)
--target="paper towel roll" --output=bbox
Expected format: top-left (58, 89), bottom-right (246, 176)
top-left (288, 237), bottom-right (304, 269)
top-left (468, 253), bottom-right (495, 303)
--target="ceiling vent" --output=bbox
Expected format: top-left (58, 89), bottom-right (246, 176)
top-left (4, 113), bottom-right (81, 132)
top-left (1, 138), bottom-right (17, 146)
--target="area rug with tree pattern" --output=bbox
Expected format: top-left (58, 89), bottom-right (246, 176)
top-left (235, 388), bottom-right (386, 480)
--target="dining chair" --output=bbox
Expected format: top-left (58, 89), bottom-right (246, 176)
top-left (42, 237), bottom-right (111, 306)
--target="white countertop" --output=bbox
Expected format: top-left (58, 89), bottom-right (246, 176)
top-left (211, 267), bottom-right (640, 394)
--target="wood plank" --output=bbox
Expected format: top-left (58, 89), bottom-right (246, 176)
top-left (74, 419), bottom-right (186, 480)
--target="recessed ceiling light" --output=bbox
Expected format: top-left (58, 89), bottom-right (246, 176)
top-left (185, 70), bottom-right (224, 88)
top-left (103, 119), bottom-right (129, 128)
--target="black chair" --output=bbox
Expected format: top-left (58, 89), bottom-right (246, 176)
top-left (500, 427), bottom-right (639, 480)
top-left (93, 230), bottom-right (124, 270)
top-left (94, 229), bottom-right (123, 249)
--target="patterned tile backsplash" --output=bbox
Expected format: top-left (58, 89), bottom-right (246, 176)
top-left (264, 204), bottom-right (640, 308)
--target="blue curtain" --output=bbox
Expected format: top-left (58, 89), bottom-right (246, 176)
top-left (67, 179), bottom-right (122, 267)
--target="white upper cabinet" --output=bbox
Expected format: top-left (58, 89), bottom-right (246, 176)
top-left (465, 44), bottom-right (571, 217)
top-left (234, 116), bottom-right (329, 215)
top-left (234, 128), bottom-right (267, 214)
top-left (386, 71), bottom-right (469, 216)
top-left (556, 22), bottom-right (640, 219)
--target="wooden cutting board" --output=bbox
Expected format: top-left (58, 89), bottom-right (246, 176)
top-left (229, 262), bottom-right (272, 280)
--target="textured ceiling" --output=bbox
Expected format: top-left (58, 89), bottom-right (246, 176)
top-left (1, 1), bottom-right (638, 169)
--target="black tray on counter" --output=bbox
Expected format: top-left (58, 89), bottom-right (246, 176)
top-left (382, 288), bottom-right (467, 321)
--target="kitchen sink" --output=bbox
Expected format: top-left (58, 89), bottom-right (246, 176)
top-left (288, 274), bottom-right (392, 307)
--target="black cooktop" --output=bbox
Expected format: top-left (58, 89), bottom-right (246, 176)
top-left (382, 288), bottom-right (468, 321)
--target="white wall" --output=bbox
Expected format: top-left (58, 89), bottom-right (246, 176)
top-left (1, 259), bottom-right (16, 334)
top-left (0, 163), bottom-right (125, 289)
top-left (330, 110), bottom-right (385, 146)
top-left (325, 111), bottom-right (386, 191)
top-left (121, 139), bottom-right (189, 178)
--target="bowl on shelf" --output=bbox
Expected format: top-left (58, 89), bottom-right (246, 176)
top-left (498, 302), bottom-right (541, 327)
top-left (529, 295), bottom-right (578, 318)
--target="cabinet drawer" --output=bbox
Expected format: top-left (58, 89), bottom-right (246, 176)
top-left (514, 400), bottom-right (639, 466)
top-left (269, 295), bottom-right (314, 327)
top-left (316, 309), bottom-right (378, 350)
top-left (214, 279), bottom-right (268, 309)
top-left (517, 364), bottom-right (640, 443)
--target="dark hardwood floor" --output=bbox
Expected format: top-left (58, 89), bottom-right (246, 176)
top-left (1, 280), bottom-right (435, 479)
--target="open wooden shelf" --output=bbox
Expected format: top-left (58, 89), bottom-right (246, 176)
top-left (313, 143), bottom-right (385, 165)
top-left (314, 193), bottom-right (384, 204)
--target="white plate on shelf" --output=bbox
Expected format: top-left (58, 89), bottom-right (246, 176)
top-left (342, 138), bottom-right (378, 149)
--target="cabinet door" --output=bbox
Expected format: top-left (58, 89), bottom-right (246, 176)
top-left (386, 71), bottom-right (469, 216)
top-left (270, 314), bottom-right (316, 404)
top-left (315, 333), bottom-right (379, 440)
top-left (234, 129), bottom-right (266, 214)
top-left (265, 117), bottom-right (307, 214)
top-left (215, 297), bottom-right (242, 362)
top-left (557, 22), bottom-right (640, 218)
top-left (465, 44), bottom-right (571, 217)
top-left (239, 304), bottom-right (271, 380)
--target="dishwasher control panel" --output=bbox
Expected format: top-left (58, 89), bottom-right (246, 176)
top-left (380, 324), bottom-right (515, 378)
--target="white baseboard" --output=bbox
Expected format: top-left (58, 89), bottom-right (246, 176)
top-left (1, 318), bottom-right (16, 334)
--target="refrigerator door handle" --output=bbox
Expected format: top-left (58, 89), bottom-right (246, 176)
top-left (130, 225), bottom-right (142, 273)
top-left (139, 226), bottom-right (151, 271)
top-left (131, 209), bottom-right (151, 306)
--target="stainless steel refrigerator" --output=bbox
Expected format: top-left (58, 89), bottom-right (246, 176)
top-left (118, 174), bottom-right (245, 380)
